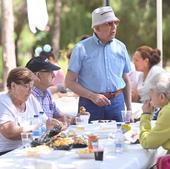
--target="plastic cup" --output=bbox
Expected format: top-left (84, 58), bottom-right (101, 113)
top-left (94, 149), bottom-right (104, 161)
top-left (79, 115), bottom-right (90, 124)
top-left (121, 110), bottom-right (132, 123)
top-left (75, 116), bottom-right (82, 125)
top-left (21, 132), bottom-right (32, 148)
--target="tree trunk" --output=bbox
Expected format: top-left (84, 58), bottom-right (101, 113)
top-left (52, 0), bottom-right (62, 60)
top-left (1, 0), bottom-right (16, 90)
top-left (14, 1), bottom-right (27, 66)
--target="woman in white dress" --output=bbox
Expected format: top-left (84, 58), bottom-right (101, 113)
top-left (0, 67), bottom-right (62, 155)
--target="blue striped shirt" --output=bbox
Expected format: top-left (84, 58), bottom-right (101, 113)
top-left (32, 87), bottom-right (60, 118)
top-left (68, 34), bottom-right (131, 93)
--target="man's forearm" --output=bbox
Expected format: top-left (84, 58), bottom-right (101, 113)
top-left (65, 80), bottom-right (94, 99)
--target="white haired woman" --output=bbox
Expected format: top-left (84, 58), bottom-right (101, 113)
top-left (139, 72), bottom-right (170, 154)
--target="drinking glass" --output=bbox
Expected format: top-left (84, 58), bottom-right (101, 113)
top-left (121, 110), bottom-right (132, 123)
top-left (21, 132), bottom-right (32, 148)
top-left (79, 115), bottom-right (90, 124)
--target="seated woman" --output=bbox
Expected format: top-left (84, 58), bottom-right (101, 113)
top-left (0, 67), bottom-right (63, 155)
top-left (132, 45), bottom-right (165, 103)
top-left (139, 72), bottom-right (170, 154)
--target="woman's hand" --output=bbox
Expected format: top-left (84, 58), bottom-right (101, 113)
top-left (142, 100), bottom-right (154, 114)
top-left (132, 89), bottom-right (140, 102)
top-left (46, 118), bottom-right (64, 130)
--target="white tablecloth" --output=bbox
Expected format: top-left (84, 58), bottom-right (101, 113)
top-left (0, 123), bottom-right (166, 169)
top-left (0, 144), bottom-right (159, 169)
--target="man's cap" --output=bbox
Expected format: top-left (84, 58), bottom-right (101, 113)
top-left (91, 6), bottom-right (119, 28)
top-left (25, 56), bottom-right (60, 72)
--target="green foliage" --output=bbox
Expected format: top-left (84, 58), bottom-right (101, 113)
top-left (60, 3), bottom-right (91, 49)
top-left (1, 0), bottom-right (170, 72)
top-left (113, 0), bottom-right (157, 57)
top-left (0, 47), bottom-right (3, 78)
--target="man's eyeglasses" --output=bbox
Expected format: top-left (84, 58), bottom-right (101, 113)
top-left (105, 21), bottom-right (119, 27)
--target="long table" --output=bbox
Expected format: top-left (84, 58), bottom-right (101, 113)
top-left (0, 144), bottom-right (157, 169)
top-left (0, 123), bottom-right (166, 169)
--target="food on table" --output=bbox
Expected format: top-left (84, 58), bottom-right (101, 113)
top-left (91, 120), bottom-right (116, 124)
top-left (121, 123), bottom-right (131, 133)
top-left (77, 148), bottom-right (94, 159)
top-left (67, 130), bottom-right (76, 137)
top-left (23, 145), bottom-right (52, 157)
top-left (73, 136), bottom-right (88, 148)
top-left (98, 120), bottom-right (112, 123)
top-left (50, 137), bottom-right (74, 150)
top-left (78, 149), bottom-right (94, 154)
top-left (75, 126), bottom-right (85, 130)
top-left (79, 106), bottom-right (90, 116)
top-left (31, 125), bottom-right (62, 147)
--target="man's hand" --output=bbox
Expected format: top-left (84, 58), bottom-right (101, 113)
top-left (90, 93), bottom-right (111, 107)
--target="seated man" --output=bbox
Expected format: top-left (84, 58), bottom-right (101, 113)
top-left (26, 56), bottom-right (73, 125)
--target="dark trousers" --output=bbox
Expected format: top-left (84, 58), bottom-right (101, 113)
top-left (78, 93), bottom-right (125, 122)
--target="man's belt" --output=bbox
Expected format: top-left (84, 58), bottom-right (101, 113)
top-left (102, 89), bottom-right (123, 99)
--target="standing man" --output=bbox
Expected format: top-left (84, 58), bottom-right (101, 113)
top-left (65, 6), bottom-right (132, 122)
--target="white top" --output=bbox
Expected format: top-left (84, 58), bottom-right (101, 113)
top-left (128, 62), bottom-right (141, 90)
top-left (137, 65), bottom-right (165, 102)
top-left (0, 92), bottom-right (44, 152)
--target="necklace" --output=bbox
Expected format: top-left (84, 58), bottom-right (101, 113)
top-left (8, 92), bottom-right (26, 112)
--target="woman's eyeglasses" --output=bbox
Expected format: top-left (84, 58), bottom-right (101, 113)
top-left (17, 81), bottom-right (34, 89)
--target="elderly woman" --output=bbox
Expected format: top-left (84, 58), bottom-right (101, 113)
top-left (139, 72), bottom-right (170, 153)
top-left (0, 67), bottom-right (62, 155)
top-left (132, 45), bottom-right (165, 102)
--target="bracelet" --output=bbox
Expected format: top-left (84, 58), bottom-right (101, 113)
top-left (142, 112), bottom-right (151, 115)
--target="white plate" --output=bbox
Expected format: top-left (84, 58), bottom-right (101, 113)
top-left (77, 152), bottom-right (94, 159)
top-left (91, 120), bottom-right (116, 124)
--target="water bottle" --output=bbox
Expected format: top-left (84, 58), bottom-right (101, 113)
top-left (114, 123), bottom-right (125, 153)
top-left (32, 115), bottom-right (41, 140)
top-left (39, 112), bottom-right (46, 134)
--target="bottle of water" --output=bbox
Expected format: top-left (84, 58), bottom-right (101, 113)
top-left (114, 123), bottom-right (125, 153)
top-left (32, 115), bottom-right (41, 140)
top-left (39, 112), bottom-right (46, 134)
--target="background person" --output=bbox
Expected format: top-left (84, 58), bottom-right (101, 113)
top-left (65, 6), bottom-right (132, 122)
top-left (128, 62), bottom-right (141, 102)
top-left (132, 45), bottom-right (165, 103)
top-left (139, 72), bottom-right (170, 154)
top-left (0, 67), bottom-right (62, 155)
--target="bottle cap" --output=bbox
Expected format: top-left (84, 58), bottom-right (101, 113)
top-left (34, 115), bottom-right (39, 117)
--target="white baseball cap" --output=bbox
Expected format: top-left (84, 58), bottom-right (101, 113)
top-left (91, 6), bottom-right (119, 28)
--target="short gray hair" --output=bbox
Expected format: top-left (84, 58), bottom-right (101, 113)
top-left (149, 72), bottom-right (170, 99)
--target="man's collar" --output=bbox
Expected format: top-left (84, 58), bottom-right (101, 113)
top-left (92, 33), bottom-right (113, 45)
top-left (32, 86), bottom-right (48, 96)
